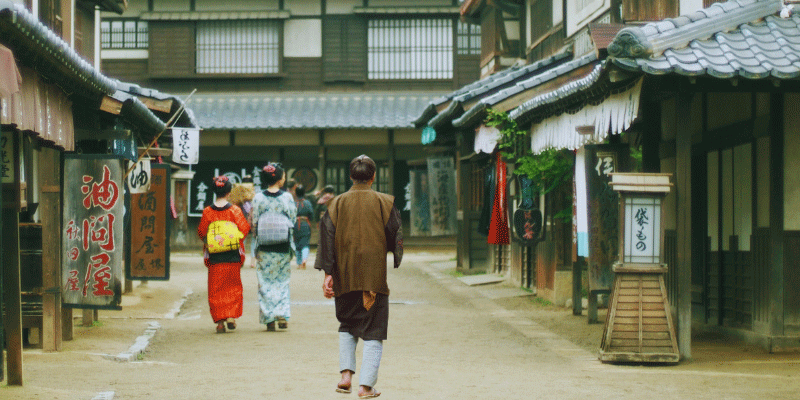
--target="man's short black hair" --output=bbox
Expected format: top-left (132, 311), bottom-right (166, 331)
top-left (349, 155), bottom-right (376, 183)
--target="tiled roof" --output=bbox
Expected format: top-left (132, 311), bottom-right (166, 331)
top-left (419, 51), bottom-right (572, 128)
top-left (190, 92), bottom-right (444, 130)
top-left (609, 0), bottom-right (795, 79)
top-left (453, 53), bottom-right (599, 128)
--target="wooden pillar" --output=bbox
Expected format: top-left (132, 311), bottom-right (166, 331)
top-left (675, 93), bottom-right (693, 359)
top-left (318, 130), bottom-right (326, 189)
top-left (2, 207), bottom-right (23, 384)
top-left (388, 129), bottom-right (395, 195)
top-left (38, 147), bottom-right (62, 351)
top-left (769, 92), bottom-right (785, 338)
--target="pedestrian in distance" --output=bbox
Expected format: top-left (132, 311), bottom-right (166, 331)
top-left (315, 155), bottom-right (403, 399)
top-left (228, 175), bottom-right (256, 268)
top-left (315, 184), bottom-right (336, 222)
top-left (197, 176), bottom-right (250, 334)
top-left (294, 184), bottom-right (314, 269)
top-left (251, 163), bottom-right (297, 331)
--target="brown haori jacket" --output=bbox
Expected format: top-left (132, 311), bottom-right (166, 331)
top-left (314, 183), bottom-right (403, 297)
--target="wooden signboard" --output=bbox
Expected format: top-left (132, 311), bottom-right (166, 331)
top-left (62, 155), bottom-right (126, 310)
top-left (128, 164), bottom-right (170, 280)
top-left (584, 144), bottom-right (629, 293)
top-left (427, 157), bottom-right (457, 236)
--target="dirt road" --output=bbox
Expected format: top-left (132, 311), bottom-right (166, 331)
top-left (3, 249), bottom-right (799, 399)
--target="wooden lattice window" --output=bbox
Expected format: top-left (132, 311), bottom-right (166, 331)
top-left (368, 18), bottom-right (454, 80)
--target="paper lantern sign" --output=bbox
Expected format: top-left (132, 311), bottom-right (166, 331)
top-left (513, 208), bottom-right (542, 245)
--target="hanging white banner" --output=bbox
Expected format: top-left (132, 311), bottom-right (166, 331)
top-left (127, 159), bottom-right (152, 194)
top-left (172, 128), bottom-right (200, 165)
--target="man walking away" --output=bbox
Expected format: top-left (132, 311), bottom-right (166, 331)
top-left (315, 155), bottom-right (403, 399)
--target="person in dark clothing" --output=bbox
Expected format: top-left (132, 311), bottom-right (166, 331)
top-left (315, 155), bottom-right (403, 399)
top-left (294, 185), bottom-right (314, 269)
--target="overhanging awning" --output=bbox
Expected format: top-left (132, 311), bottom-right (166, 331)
top-left (527, 79), bottom-right (642, 153)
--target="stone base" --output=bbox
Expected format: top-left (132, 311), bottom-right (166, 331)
top-left (539, 270), bottom-right (573, 306)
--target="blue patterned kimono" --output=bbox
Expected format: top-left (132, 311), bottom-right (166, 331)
top-left (251, 189), bottom-right (297, 325)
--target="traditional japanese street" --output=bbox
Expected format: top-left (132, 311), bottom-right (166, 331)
top-left (2, 246), bottom-right (798, 400)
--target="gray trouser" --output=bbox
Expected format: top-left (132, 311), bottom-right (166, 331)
top-left (339, 332), bottom-right (383, 388)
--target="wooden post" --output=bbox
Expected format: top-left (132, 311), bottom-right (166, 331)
top-left (769, 92), bottom-right (785, 339)
top-left (83, 309), bottom-right (94, 327)
top-left (675, 93), bottom-right (693, 359)
top-left (388, 129), bottom-right (395, 196)
top-left (318, 130), bottom-right (326, 189)
top-left (2, 207), bottom-right (23, 384)
top-left (39, 147), bottom-right (62, 351)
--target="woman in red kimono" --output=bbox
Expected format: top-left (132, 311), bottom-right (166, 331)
top-left (197, 176), bottom-right (251, 333)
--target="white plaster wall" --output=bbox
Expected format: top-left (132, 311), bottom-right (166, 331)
top-left (505, 20), bottom-right (519, 40)
top-left (286, 0), bottom-right (321, 15)
top-left (101, 49), bottom-right (149, 59)
top-left (326, 0), bottom-right (360, 14)
top-left (566, 0), bottom-right (609, 37)
top-left (194, 0), bottom-right (279, 11)
top-left (153, 0), bottom-right (191, 12)
top-left (553, 0), bottom-right (563, 26)
top-left (679, 0), bottom-right (704, 15)
top-left (284, 19), bottom-right (322, 57)
top-left (785, 93), bottom-right (800, 229)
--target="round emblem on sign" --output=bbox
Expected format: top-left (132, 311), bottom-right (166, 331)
top-left (292, 167), bottom-right (318, 191)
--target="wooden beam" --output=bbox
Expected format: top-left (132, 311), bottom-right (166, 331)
top-left (769, 92), bottom-right (785, 338)
top-left (100, 96), bottom-right (123, 115)
top-left (674, 92), bottom-right (693, 359)
top-left (2, 206), bottom-right (22, 384)
top-left (136, 96), bottom-right (173, 114)
top-left (39, 147), bottom-right (62, 352)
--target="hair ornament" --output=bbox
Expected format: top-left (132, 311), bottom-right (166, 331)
top-left (213, 176), bottom-right (229, 187)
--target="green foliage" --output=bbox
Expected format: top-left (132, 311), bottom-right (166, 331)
top-left (629, 145), bottom-right (643, 172)
top-left (533, 297), bottom-right (553, 306)
top-left (484, 109), bottom-right (573, 197)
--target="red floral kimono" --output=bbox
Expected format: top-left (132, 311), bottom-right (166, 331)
top-left (198, 203), bottom-right (250, 323)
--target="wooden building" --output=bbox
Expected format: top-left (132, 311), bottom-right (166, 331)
top-left (416, 0), bottom-right (800, 357)
top-left (98, 0), bottom-right (482, 247)
top-left (0, 0), bottom-right (197, 384)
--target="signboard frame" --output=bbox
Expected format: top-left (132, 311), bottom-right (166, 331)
top-left (61, 154), bottom-right (128, 310)
top-left (127, 163), bottom-right (171, 281)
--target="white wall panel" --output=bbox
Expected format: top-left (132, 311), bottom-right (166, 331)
top-left (284, 19), bottom-right (322, 57)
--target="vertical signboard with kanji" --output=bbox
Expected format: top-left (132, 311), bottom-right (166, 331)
top-left (427, 157), bottom-right (457, 236)
top-left (584, 144), bottom-right (629, 294)
top-left (129, 164), bottom-right (170, 280)
top-left (62, 155), bottom-right (125, 309)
